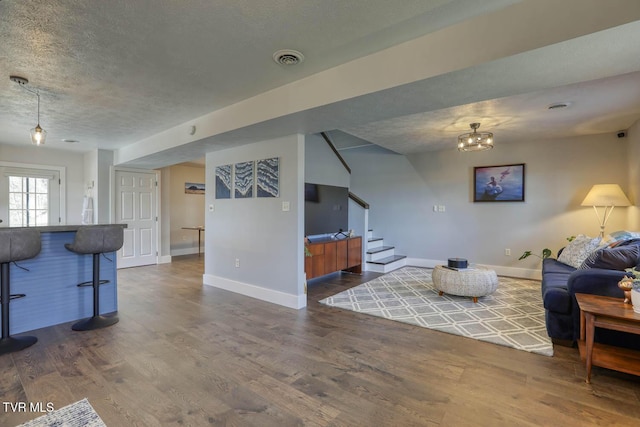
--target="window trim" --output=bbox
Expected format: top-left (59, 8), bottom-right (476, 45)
top-left (0, 161), bottom-right (66, 225)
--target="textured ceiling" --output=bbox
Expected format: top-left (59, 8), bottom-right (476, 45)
top-left (0, 0), bottom-right (513, 151)
top-left (1, 0), bottom-right (640, 166)
top-left (341, 71), bottom-right (640, 153)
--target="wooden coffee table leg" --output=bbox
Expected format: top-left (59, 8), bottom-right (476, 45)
top-left (585, 312), bottom-right (595, 384)
top-left (472, 297), bottom-right (478, 303)
top-left (438, 291), bottom-right (444, 296)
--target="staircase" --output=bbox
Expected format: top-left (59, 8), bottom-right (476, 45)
top-left (366, 229), bottom-right (407, 273)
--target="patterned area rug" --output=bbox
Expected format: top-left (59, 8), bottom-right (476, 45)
top-left (17, 398), bottom-right (105, 427)
top-left (320, 267), bottom-right (553, 356)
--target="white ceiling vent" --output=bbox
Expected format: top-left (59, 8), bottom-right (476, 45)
top-left (273, 49), bottom-right (304, 66)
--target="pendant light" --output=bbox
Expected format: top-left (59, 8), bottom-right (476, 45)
top-left (10, 75), bottom-right (47, 146)
top-left (30, 91), bottom-right (47, 145)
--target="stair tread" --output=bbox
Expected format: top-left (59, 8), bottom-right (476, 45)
top-left (367, 255), bottom-right (406, 265)
top-left (366, 246), bottom-right (395, 254)
top-left (368, 237), bottom-right (383, 242)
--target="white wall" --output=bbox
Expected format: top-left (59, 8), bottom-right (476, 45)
top-left (0, 144), bottom-right (85, 224)
top-left (628, 118), bottom-right (640, 227)
top-left (159, 167), bottom-right (172, 261)
top-left (83, 149), bottom-right (114, 224)
top-left (168, 164), bottom-right (205, 255)
top-left (84, 150), bottom-right (97, 222)
top-left (96, 149), bottom-right (113, 223)
top-left (343, 133), bottom-right (632, 278)
top-left (203, 134), bottom-right (305, 309)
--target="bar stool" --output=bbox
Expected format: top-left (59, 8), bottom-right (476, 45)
top-left (65, 225), bottom-right (123, 331)
top-left (0, 228), bottom-right (41, 355)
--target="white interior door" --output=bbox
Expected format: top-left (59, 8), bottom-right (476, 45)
top-left (116, 170), bottom-right (157, 268)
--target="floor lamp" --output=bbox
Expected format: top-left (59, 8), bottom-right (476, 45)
top-left (581, 184), bottom-right (632, 238)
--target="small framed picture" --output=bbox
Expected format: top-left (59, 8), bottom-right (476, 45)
top-left (185, 182), bottom-right (205, 195)
top-left (473, 163), bottom-right (525, 202)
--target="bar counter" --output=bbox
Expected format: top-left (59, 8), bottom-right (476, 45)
top-left (6, 225), bottom-right (122, 334)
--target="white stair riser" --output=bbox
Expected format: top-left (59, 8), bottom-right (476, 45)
top-left (367, 239), bottom-right (384, 249)
top-left (367, 248), bottom-right (395, 262)
top-left (366, 258), bottom-right (406, 273)
top-left (367, 230), bottom-right (374, 239)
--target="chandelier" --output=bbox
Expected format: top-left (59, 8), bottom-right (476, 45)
top-left (457, 122), bottom-right (493, 152)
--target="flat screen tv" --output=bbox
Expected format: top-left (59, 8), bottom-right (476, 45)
top-left (304, 183), bottom-right (349, 236)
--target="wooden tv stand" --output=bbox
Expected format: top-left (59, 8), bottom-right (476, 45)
top-left (305, 236), bottom-right (362, 280)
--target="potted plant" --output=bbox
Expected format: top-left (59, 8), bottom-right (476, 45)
top-left (519, 236), bottom-right (575, 261)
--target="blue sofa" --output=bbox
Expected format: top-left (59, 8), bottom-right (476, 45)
top-left (541, 238), bottom-right (640, 348)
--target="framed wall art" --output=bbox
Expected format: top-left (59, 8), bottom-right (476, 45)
top-left (215, 164), bottom-right (232, 199)
top-left (256, 157), bottom-right (279, 198)
top-left (234, 161), bottom-right (254, 198)
top-left (473, 163), bottom-right (525, 202)
top-left (185, 182), bottom-right (205, 195)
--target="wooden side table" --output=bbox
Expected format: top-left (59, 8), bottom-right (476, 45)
top-left (182, 226), bottom-right (204, 256)
top-left (575, 293), bottom-right (640, 383)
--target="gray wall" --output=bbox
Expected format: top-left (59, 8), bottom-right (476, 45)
top-left (343, 132), bottom-right (634, 277)
top-left (204, 134), bottom-right (305, 308)
top-left (305, 133), bottom-right (350, 187)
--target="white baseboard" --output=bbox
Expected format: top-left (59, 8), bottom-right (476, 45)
top-left (202, 274), bottom-right (306, 309)
top-left (405, 258), bottom-right (541, 280)
top-left (170, 247), bottom-right (201, 256)
top-left (158, 255), bottom-right (172, 264)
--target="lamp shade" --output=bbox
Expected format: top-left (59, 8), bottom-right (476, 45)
top-left (581, 184), bottom-right (632, 207)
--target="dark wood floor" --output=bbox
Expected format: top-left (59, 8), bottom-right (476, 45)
top-left (2, 255), bottom-right (640, 426)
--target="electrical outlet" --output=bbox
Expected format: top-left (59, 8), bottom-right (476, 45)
top-left (235, 258), bottom-right (240, 268)
top-left (282, 201), bottom-right (290, 211)
top-left (433, 205), bottom-right (438, 212)
top-left (505, 248), bottom-right (511, 256)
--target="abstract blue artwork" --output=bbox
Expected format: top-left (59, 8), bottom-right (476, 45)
top-left (234, 161), bottom-right (254, 198)
top-left (215, 164), bottom-right (232, 199)
top-left (257, 157), bottom-right (279, 198)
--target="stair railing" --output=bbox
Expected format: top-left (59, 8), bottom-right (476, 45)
top-left (348, 192), bottom-right (369, 271)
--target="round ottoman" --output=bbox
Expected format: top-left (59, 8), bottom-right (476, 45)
top-left (432, 265), bottom-right (498, 303)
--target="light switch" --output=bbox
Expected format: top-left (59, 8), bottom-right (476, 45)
top-left (433, 205), bottom-right (438, 212)
top-left (209, 204), bottom-right (214, 212)
top-left (282, 201), bottom-right (290, 211)
top-left (438, 205), bottom-right (446, 212)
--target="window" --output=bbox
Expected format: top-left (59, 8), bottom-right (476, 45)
top-left (0, 163), bottom-right (64, 227)
top-left (9, 176), bottom-right (50, 226)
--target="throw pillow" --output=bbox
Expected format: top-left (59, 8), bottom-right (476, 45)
top-left (578, 245), bottom-right (640, 270)
top-left (557, 234), bottom-right (601, 268)
top-left (609, 230), bottom-right (640, 243)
